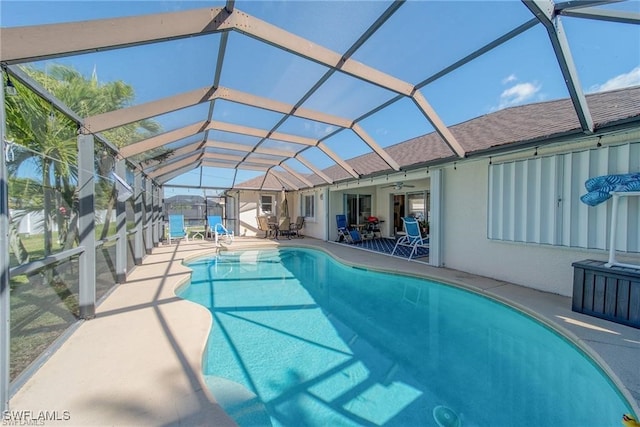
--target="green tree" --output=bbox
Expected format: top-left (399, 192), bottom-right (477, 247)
top-left (4, 64), bottom-right (162, 262)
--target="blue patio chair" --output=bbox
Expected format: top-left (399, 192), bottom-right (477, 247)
top-left (207, 215), bottom-right (234, 244)
top-left (336, 214), bottom-right (361, 243)
top-left (391, 216), bottom-right (429, 260)
top-left (167, 214), bottom-right (188, 244)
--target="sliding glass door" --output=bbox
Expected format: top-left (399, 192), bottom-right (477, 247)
top-left (392, 191), bottom-right (430, 234)
top-left (344, 194), bottom-right (372, 226)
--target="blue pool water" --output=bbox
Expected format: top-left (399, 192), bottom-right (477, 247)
top-left (178, 247), bottom-right (635, 427)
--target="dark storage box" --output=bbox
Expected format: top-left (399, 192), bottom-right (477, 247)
top-left (572, 259), bottom-right (640, 329)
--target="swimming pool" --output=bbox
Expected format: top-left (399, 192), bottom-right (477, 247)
top-left (179, 247), bottom-right (635, 427)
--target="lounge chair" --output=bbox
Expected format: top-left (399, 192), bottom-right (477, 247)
top-left (391, 216), bottom-right (429, 260)
top-left (207, 215), bottom-right (234, 244)
top-left (336, 214), bottom-right (361, 243)
top-left (167, 214), bottom-right (188, 244)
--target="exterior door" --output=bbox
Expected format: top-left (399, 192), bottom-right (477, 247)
top-left (391, 194), bottom-right (405, 235)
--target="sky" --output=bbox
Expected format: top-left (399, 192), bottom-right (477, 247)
top-left (2, 0), bottom-right (639, 194)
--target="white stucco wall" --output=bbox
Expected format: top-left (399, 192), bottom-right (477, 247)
top-left (238, 191), bottom-right (259, 237)
top-left (439, 159), bottom-right (633, 297)
top-left (297, 188), bottom-right (327, 240)
top-left (236, 189), bottom-right (329, 240)
top-left (237, 190), bottom-right (281, 237)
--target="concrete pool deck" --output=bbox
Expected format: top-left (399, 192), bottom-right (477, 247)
top-left (9, 237), bottom-right (640, 425)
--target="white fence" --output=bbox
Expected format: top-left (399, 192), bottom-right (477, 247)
top-left (11, 210), bottom-right (115, 236)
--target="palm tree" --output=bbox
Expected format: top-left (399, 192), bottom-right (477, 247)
top-left (4, 64), bottom-right (162, 261)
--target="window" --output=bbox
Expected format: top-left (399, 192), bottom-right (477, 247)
top-left (260, 194), bottom-right (274, 215)
top-left (302, 194), bottom-right (315, 219)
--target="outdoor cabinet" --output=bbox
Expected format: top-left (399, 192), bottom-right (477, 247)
top-left (572, 259), bottom-right (640, 329)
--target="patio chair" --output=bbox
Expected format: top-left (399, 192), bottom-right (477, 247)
top-left (256, 216), bottom-right (272, 238)
top-left (167, 214), bottom-right (188, 244)
top-left (288, 216), bottom-right (305, 238)
top-left (391, 216), bottom-right (429, 260)
top-left (336, 214), bottom-right (361, 243)
top-left (266, 215), bottom-right (280, 240)
top-left (278, 217), bottom-right (293, 239)
top-left (207, 215), bottom-right (234, 244)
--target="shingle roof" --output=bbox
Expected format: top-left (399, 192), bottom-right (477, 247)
top-left (453, 86), bottom-right (640, 154)
top-left (239, 86), bottom-right (640, 190)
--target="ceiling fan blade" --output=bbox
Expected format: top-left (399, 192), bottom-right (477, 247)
top-left (379, 182), bottom-right (415, 189)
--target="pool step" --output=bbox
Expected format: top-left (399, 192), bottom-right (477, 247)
top-left (204, 376), bottom-right (272, 427)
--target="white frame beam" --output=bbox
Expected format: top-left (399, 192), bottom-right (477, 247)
top-left (269, 170), bottom-right (299, 191)
top-left (295, 155), bottom-right (333, 184)
top-left (279, 163), bottom-right (314, 188)
top-left (148, 153), bottom-right (202, 179)
top-left (2, 5), bottom-right (462, 183)
top-left (523, 0), bottom-right (594, 133)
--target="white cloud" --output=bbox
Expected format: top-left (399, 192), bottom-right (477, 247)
top-left (376, 128), bottom-right (389, 136)
top-left (497, 82), bottom-right (542, 109)
top-left (587, 66), bottom-right (640, 93)
top-left (502, 74), bottom-right (517, 84)
top-left (303, 121), bottom-right (336, 137)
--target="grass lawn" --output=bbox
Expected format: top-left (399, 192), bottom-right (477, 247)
top-left (8, 230), bottom-right (111, 381)
top-left (8, 227), bottom-right (121, 381)
top-left (10, 233), bottom-right (65, 268)
top-left (10, 273), bottom-right (78, 380)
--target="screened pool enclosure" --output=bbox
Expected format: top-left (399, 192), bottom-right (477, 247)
top-left (1, 0), bottom-right (639, 412)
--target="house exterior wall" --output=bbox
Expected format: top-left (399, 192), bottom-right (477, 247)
top-left (236, 189), bottom-right (328, 239)
top-left (440, 157), bottom-right (639, 297)
top-left (238, 191), bottom-right (259, 237)
top-left (237, 190), bottom-right (283, 237)
top-left (296, 188), bottom-right (327, 240)
top-left (234, 139), bottom-right (639, 298)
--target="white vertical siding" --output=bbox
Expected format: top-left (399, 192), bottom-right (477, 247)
top-left (503, 162), bottom-right (514, 241)
top-left (588, 146), bottom-right (610, 248)
top-left (513, 160), bottom-right (528, 242)
top-left (487, 163), bottom-right (500, 240)
top-left (488, 142), bottom-right (639, 253)
top-left (526, 159), bottom-right (540, 242)
top-left (627, 144), bottom-right (640, 251)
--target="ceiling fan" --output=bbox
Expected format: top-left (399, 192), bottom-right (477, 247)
top-left (381, 182), bottom-right (415, 190)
